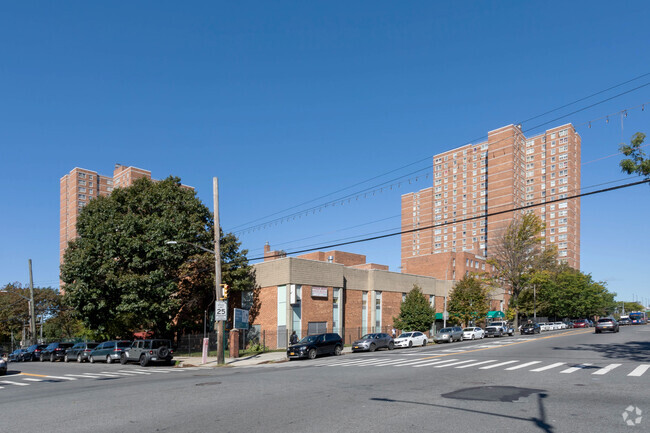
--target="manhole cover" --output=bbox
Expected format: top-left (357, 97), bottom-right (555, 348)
top-left (442, 386), bottom-right (546, 402)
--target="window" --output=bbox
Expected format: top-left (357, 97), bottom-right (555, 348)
top-left (78, 180), bottom-right (86, 186)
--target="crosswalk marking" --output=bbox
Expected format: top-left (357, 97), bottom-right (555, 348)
top-left (65, 374), bottom-right (104, 378)
top-left (42, 375), bottom-right (76, 381)
top-left (479, 360), bottom-right (519, 369)
top-left (628, 364), bottom-right (650, 377)
top-left (434, 359), bottom-right (478, 368)
top-left (23, 378), bottom-right (43, 382)
top-left (530, 362), bottom-right (565, 372)
top-left (505, 361), bottom-right (542, 371)
top-left (0, 380), bottom-right (30, 386)
top-left (118, 370), bottom-right (151, 375)
top-left (592, 364), bottom-right (621, 375)
top-left (560, 363), bottom-right (592, 374)
top-left (388, 359), bottom-right (441, 367)
top-left (455, 360), bottom-right (497, 369)
top-left (102, 371), bottom-right (136, 376)
top-left (368, 359), bottom-right (416, 367)
top-left (412, 359), bottom-right (460, 368)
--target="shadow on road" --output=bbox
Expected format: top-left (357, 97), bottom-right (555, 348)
top-left (372, 387), bottom-right (554, 433)
top-left (553, 340), bottom-right (650, 363)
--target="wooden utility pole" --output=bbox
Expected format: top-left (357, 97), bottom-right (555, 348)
top-left (213, 177), bottom-right (224, 364)
top-left (28, 259), bottom-right (37, 345)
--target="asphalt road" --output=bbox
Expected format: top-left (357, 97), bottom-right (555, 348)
top-left (2, 326), bottom-right (649, 432)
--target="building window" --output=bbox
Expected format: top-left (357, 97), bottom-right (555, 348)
top-left (375, 292), bottom-right (382, 332)
top-left (362, 292), bottom-right (368, 336)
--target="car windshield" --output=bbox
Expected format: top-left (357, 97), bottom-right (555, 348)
top-left (398, 333), bottom-right (413, 338)
top-left (360, 334), bottom-right (377, 340)
top-left (439, 328), bottom-right (452, 333)
top-left (462, 328), bottom-right (475, 332)
top-left (117, 341), bottom-right (131, 348)
top-left (299, 335), bottom-right (320, 344)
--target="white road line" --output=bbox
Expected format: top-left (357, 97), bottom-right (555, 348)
top-left (628, 364), bottom-right (650, 377)
top-left (23, 378), bottom-right (44, 382)
top-left (504, 361), bottom-right (542, 371)
top-left (369, 359), bottom-right (417, 366)
top-left (391, 359), bottom-right (446, 367)
top-left (530, 362), bottom-right (566, 372)
top-left (560, 363), bottom-right (593, 374)
top-left (0, 386), bottom-right (3, 389)
top-left (64, 374), bottom-right (104, 378)
top-left (0, 380), bottom-right (30, 386)
top-left (327, 358), bottom-right (386, 367)
top-left (439, 349), bottom-right (466, 353)
top-left (455, 360), bottom-right (498, 369)
top-left (102, 371), bottom-right (135, 376)
top-left (479, 360), bottom-right (519, 370)
top-left (42, 376), bottom-right (76, 381)
top-left (117, 370), bottom-right (150, 375)
top-left (592, 364), bottom-right (622, 375)
top-left (434, 359), bottom-right (478, 368)
top-left (412, 359), bottom-right (460, 368)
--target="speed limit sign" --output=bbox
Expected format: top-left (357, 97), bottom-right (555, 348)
top-left (215, 301), bottom-right (227, 321)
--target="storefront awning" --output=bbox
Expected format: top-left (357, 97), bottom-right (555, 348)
top-left (435, 313), bottom-right (444, 320)
top-left (487, 311), bottom-right (505, 319)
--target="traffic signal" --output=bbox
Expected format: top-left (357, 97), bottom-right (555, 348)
top-left (220, 284), bottom-right (229, 299)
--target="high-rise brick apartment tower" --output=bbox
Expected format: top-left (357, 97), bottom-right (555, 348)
top-left (59, 164), bottom-right (152, 264)
top-left (401, 124), bottom-right (581, 280)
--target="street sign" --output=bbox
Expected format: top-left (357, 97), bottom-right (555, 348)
top-left (215, 301), bottom-right (227, 321)
top-left (233, 308), bottom-right (249, 329)
top-left (443, 311), bottom-right (449, 321)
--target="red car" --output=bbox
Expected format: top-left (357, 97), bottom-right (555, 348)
top-left (573, 319), bottom-right (590, 328)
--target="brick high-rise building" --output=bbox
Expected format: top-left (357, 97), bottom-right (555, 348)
top-left (401, 123), bottom-right (581, 280)
top-left (59, 164), bottom-right (152, 264)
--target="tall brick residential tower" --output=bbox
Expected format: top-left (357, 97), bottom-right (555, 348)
top-left (401, 124), bottom-right (581, 279)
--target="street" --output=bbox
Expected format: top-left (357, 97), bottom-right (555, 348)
top-left (2, 326), bottom-right (649, 432)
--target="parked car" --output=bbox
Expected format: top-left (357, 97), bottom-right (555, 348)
top-left (89, 340), bottom-right (132, 364)
top-left (619, 317), bottom-right (632, 326)
top-left (595, 317), bottom-right (619, 333)
top-left (489, 321), bottom-right (514, 336)
top-left (41, 342), bottom-right (75, 362)
top-left (462, 327), bottom-right (485, 340)
top-left (8, 348), bottom-right (27, 362)
top-left (120, 339), bottom-right (175, 366)
top-left (65, 342), bottom-right (99, 363)
top-left (521, 323), bottom-right (541, 335)
top-left (0, 357), bottom-right (6, 375)
top-left (287, 333), bottom-right (343, 360)
top-left (573, 319), bottom-right (590, 328)
top-left (554, 322), bottom-right (566, 330)
top-left (485, 325), bottom-right (505, 337)
top-left (563, 321), bottom-right (574, 328)
top-left (351, 333), bottom-right (394, 352)
top-left (23, 344), bottom-right (48, 362)
top-left (394, 331), bottom-right (428, 348)
top-left (433, 327), bottom-right (463, 343)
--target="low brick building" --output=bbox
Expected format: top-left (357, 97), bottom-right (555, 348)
top-left (251, 244), bottom-right (457, 349)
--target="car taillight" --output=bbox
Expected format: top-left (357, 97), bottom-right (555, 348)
top-left (149, 350), bottom-right (153, 354)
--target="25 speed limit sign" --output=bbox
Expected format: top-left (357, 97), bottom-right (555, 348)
top-left (215, 301), bottom-right (227, 321)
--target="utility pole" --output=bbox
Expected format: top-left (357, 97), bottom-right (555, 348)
top-left (28, 259), bottom-right (37, 345)
top-left (213, 177), bottom-right (224, 365)
top-left (533, 284), bottom-right (537, 322)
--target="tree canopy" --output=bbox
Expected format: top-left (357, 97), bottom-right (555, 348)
top-left (60, 176), bottom-right (254, 339)
top-left (620, 132), bottom-right (650, 180)
top-left (0, 282), bottom-right (60, 343)
top-left (447, 275), bottom-right (490, 327)
top-left (392, 285), bottom-right (435, 332)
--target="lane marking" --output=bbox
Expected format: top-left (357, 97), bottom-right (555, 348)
top-left (102, 371), bottom-right (135, 376)
top-left (560, 363), bottom-right (593, 374)
top-left (628, 364), bottom-right (650, 377)
top-left (42, 375), bottom-right (76, 381)
top-left (479, 360), bottom-right (519, 369)
top-left (22, 378), bottom-right (43, 382)
top-left (434, 359), bottom-right (478, 368)
top-left (412, 359), bottom-right (460, 368)
top-left (592, 363), bottom-right (622, 375)
top-left (505, 361), bottom-right (542, 371)
top-left (117, 370), bottom-right (150, 375)
top-left (18, 373), bottom-right (49, 378)
top-left (0, 380), bottom-right (29, 386)
top-left (530, 362), bottom-right (565, 372)
top-left (455, 360), bottom-right (498, 369)
top-left (391, 359), bottom-right (447, 367)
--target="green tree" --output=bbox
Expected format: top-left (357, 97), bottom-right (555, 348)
top-left (0, 283), bottom-right (60, 343)
top-left (447, 275), bottom-right (489, 327)
top-left (488, 212), bottom-right (558, 329)
top-left (620, 132), bottom-right (650, 179)
top-left (392, 285), bottom-right (435, 332)
top-left (61, 176), bottom-right (213, 338)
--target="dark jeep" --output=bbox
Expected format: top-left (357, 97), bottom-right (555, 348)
top-left (120, 339), bottom-right (174, 367)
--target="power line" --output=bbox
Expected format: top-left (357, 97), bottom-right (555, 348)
top-left (250, 178), bottom-right (650, 261)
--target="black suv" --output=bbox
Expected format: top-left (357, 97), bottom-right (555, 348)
top-left (23, 344), bottom-right (48, 361)
top-left (120, 339), bottom-right (175, 366)
top-left (287, 333), bottom-right (343, 360)
top-left (521, 323), bottom-right (541, 335)
top-left (41, 342), bottom-right (75, 362)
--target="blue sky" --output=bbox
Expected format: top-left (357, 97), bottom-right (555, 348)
top-left (1, 1), bottom-right (648, 305)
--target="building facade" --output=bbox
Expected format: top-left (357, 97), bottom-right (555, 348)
top-left (401, 123), bottom-right (581, 279)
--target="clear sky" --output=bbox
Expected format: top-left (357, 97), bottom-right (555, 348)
top-left (1, 1), bottom-right (648, 305)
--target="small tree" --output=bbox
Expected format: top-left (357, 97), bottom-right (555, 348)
top-left (620, 132), bottom-right (650, 180)
top-left (447, 275), bottom-right (489, 327)
top-left (392, 285), bottom-right (435, 333)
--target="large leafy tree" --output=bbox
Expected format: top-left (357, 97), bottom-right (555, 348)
top-left (488, 212), bottom-right (558, 329)
top-left (61, 176), bottom-right (213, 338)
top-left (620, 132), bottom-right (650, 180)
top-left (447, 275), bottom-right (490, 327)
top-left (0, 282), bottom-right (60, 343)
top-left (392, 285), bottom-right (435, 332)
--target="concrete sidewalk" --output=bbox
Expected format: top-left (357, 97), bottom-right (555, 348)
top-left (175, 346), bottom-right (353, 368)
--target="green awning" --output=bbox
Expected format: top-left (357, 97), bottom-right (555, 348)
top-left (487, 311), bottom-right (505, 319)
top-left (435, 313), bottom-right (443, 320)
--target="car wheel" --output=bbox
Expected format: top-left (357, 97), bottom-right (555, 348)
top-left (40, 356), bottom-right (45, 362)
top-left (64, 355), bottom-right (69, 363)
top-left (77, 354), bottom-right (82, 363)
top-left (308, 349), bottom-right (317, 360)
top-left (140, 354), bottom-right (149, 367)
top-left (408, 341), bottom-right (413, 348)
top-left (595, 330), bottom-right (601, 334)
top-left (106, 355), bottom-right (112, 364)
top-left (388, 342), bottom-right (394, 350)
top-left (120, 353), bottom-right (128, 365)
top-left (369, 343), bottom-right (376, 352)
top-left (89, 355), bottom-right (95, 364)
top-left (334, 345), bottom-right (342, 356)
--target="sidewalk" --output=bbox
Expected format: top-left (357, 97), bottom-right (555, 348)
top-left (175, 346), bottom-right (353, 368)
